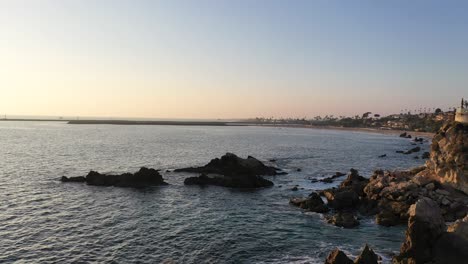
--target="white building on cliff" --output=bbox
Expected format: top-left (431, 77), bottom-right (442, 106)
top-left (455, 98), bottom-right (468, 124)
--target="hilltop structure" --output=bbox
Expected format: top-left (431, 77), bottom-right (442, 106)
top-left (455, 98), bottom-right (468, 124)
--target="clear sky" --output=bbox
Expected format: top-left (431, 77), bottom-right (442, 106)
top-left (1, 0), bottom-right (467, 119)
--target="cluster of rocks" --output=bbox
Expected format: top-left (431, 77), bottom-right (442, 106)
top-left (291, 168), bottom-right (468, 228)
top-left (177, 153), bottom-right (284, 188)
top-left (61, 167), bottom-right (168, 187)
top-left (325, 197), bottom-right (468, 264)
top-left (325, 244), bottom-right (379, 264)
top-left (394, 198), bottom-right (468, 263)
top-left (62, 153), bottom-right (284, 189)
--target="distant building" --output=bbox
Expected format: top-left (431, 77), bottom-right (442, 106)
top-left (455, 98), bottom-right (468, 124)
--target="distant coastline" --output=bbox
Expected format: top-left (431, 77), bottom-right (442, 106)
top-left (0, 118), bottom-right (435, 138)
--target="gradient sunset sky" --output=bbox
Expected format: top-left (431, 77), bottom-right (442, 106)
top-left (1, 1), bottom-right (467, 119)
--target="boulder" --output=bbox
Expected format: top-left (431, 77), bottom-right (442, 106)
top-left (324, 249), bottom-right (353, 264)
top-left (326, 212), bottom-right (359, 228)
top-left (290, 192), bottom-right (329, 213)
top-left (354, 244), bottom-right (379, 264)
top-left (175, 153), bottom-right (286, 176)
top-left (394, 198), bottom-right (445, 263)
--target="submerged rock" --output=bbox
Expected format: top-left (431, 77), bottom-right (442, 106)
top-left (289, 192), bottom-right (329, 213)
top-left (61, 167), bottom-right (168, 187)
top-left (175, 153), bottom-right (285, 176)
top-left (61, 176), bottom-right (86, 182)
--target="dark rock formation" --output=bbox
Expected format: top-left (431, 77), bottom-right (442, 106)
top-left (324, 249), bottom-right (353, 264)
top-left (418, 122), bottom-right (468, 194)
top-left (313, 172), bottom-right (348, 184)
top-left (324, 245), bottom-right (380, 264)
top-left (403, 146), bottom-right (421, 154)
top-left (354, 244), bottom-right (379, 264)
top-left (179, 153), bottom-right (283, 188)
top-left (326, 212), bottom-right (359, 228)
top-left (61, 176), bottom-right (86, 182)
top-left (400, 132), bottom-right (412, 138)
top-left (421, 152), bottom-right (430, 159)
top-left (61, 167), bottom-right (168, 187)
top-left (289, 192), bottom-right (329, 213)
top-left (378, 154), bottom-right (387, 158)
top-left (393, 198), bottom-right (468, 264)
top-left (175, 152), bottom-right (285, 176)
top-left (184, 173), bottom-right (273, 188)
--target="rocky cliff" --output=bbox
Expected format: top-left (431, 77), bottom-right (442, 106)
top-left (419, 122), bottom-right (468, 194)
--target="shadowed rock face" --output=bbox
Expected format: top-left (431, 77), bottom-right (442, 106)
top-left (178, 153), bottom-right (281, 188)
top-left (324, 249), bottom-right (353, 264)
top-left (175, 153), bottom-right (285, 176)
top-left (184, 173), bottom-right (273, 188)
top-left (420, 122), bottom-right (468, 194)
top-left (289, 192), bottom-right (329, 213)
top-left (61, 167), bottom-right (168, 187)
top-left (394, 198), bottom-right (468, 264)
top-left (324, 244), bottom-right (379, 264)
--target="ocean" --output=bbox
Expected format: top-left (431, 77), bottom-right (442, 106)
top-left (0, 121), bottom-right (428, 263)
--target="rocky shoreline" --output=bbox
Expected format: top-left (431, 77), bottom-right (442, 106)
top-left (59, 121), bottom-right (467, 263)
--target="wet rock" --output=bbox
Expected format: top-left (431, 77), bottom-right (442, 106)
top-left (354, 244), bottom-right (379, 264)
top-left (421, 152), bottom-right (430, 159)
top-left (184, 173), bottom-right (273, 188)
top-left (375, 210), bottom-right (400, 227)
top-left (290, 192), bottom-right (329, 213)
top-left (61, 176), bottom-right (86, 182)
top-left (378, 154), bottom-right (387, 158)
top-left (291, 186), bottom-right (299, 191)
top-left (175, 153), bottom-right (286, 176)
top-left (403, 147), bottom-right (421, 154)
top-left (69, 167), bottom-right (169, 187)
top-left (324, 248), bottom-right (353, 264)
top-left (326, 212), bottom-right (359, 228)
top-left (318, 172), bottom-right (348, 184)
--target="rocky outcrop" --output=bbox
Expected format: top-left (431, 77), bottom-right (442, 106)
top-left (324, 245), bottom-right (379, 264)
top-left (184, 173), bottom-right (273, 188)
top-left (324, 249), bottom-right (353, 264)
top-left (393, 198), bottom-right (468, 264)
top-left (179, 153), bottom-right (281, 188)
top-left (61, 167), bottom-right (168, 187)
top-left (175, 153), bottom-right (285, 176)
top-left (289, 192), bottom-right (329, 213)
top-left (320, 169), bottom-right (368, 210)
top-left (419, 122), bottom-right (468, 194)
top-left (354, 244), bottom-right (379, 264)
top-left (326, 212), bottom-right (359, 228)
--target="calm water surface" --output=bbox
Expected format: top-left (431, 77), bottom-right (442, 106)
top-left (0, 122), bottom-right (428, 263)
